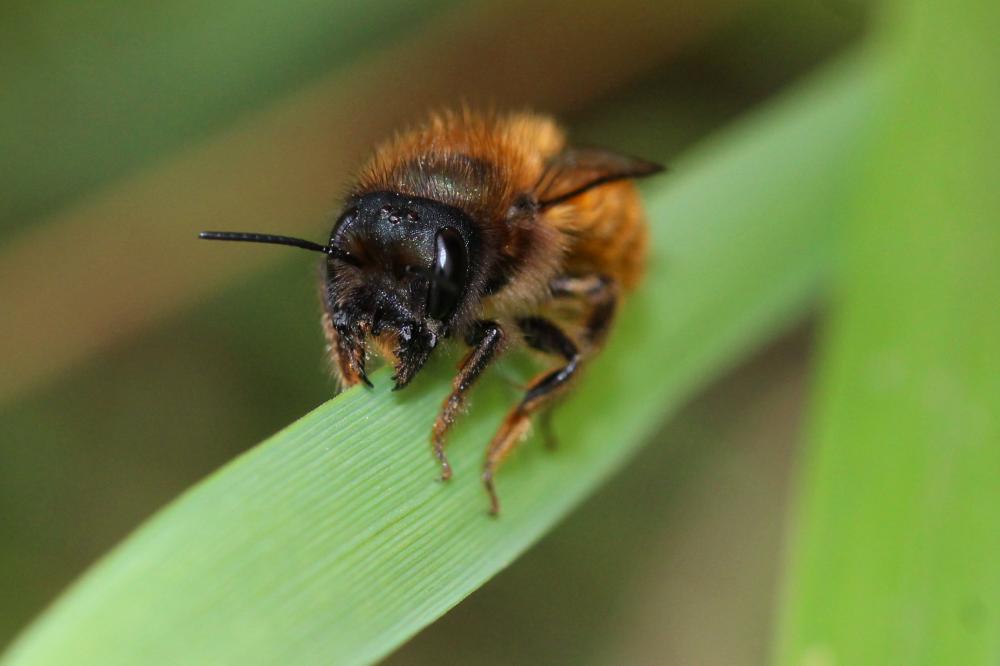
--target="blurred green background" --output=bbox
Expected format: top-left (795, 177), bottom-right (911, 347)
top-left (1, 0), bottom-right (996, 663)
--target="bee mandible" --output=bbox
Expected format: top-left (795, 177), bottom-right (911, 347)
top-left (200, 110), bottom-right (662, 514)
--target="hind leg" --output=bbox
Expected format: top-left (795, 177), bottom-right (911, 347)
top-left (482, 316), bottom-right (579, 515)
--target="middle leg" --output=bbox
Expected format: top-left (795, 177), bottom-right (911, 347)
top-left (431, 320), bottom-right (505, 480)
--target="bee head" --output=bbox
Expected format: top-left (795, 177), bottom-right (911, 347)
top-left (200, 191), bottom-right (480, 389)
top-left (324, 192), bottom-right (480, 388)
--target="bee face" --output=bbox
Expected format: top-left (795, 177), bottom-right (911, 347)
top-left (324, 191), bottom-right (479, 387)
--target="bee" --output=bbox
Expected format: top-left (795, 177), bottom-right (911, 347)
top-left (200, 109), bottom-right (662, 514)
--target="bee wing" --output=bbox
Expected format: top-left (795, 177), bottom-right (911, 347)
top-left (534, 147), bottom-right (664, 209)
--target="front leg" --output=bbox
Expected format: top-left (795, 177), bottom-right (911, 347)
top-left (483, 317), bottom-right (580, 515)
top-left (431, 320), bottom-right (506, 480)
top-left (321, 310), bottom-right (371, 389)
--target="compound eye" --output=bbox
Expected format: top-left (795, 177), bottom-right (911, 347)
top-left (426, 227), bottom-right (467, 322)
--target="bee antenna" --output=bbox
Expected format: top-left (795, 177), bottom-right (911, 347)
top-left (199, 231), bottom-right (354, 263)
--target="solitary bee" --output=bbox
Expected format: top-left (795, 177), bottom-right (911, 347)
top-left (201, 110), bottom-right (661, 514)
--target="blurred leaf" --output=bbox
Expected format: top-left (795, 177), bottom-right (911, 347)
top-left (1, 56), bottom-right (872, 666)
top-left (774, 2), bottom-right (1000, 665)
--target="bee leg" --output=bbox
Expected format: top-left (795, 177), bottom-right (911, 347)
top-left (550, 274), bottom-right (618, 347)
top-left (321, 311), bottom-right (371, 389)
top-left (527, 276), bottom-right (619, 453)
top-left (431, 320), bottom-right (505, 481)
top-left (483, 317), bottom-right (579, 515)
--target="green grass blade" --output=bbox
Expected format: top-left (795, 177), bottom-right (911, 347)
top-left (1, 57), bottom-right (873, 666)
top-left (774, 2), bottom-right (1000, 665)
